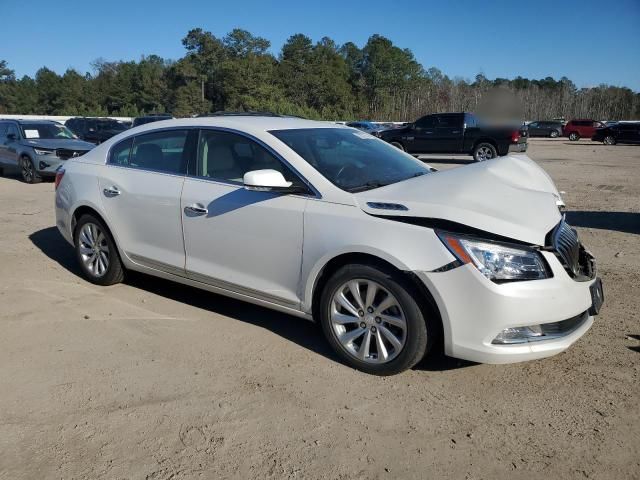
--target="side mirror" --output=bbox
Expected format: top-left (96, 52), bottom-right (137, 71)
top-left (243, 169), bottom-right (293, 192)
top-left (7, 133), bottom-right (16, 141)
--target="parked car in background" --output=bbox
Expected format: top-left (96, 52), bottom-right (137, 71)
top-left (378, 112), bottom-right (528, 161)
top-left (131, 114), bottom-right (174, 128)
top-left (526, 121), bottom-right (563, 138)
top-left (345, 121), bottom-right (386, 134)
top-left (54, 115), bottom-right (601, 375)
top-left (0, 119), bottom-right (94, 183)
top-left (65, 117), bottom-right (129, 144)
top-left (592, 122), bottom-right (640, 145)
top-left (563, 119), bottom-right (605, 141)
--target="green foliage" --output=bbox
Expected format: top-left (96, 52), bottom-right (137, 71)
top-left (0, 30), bottom-right (638, 120)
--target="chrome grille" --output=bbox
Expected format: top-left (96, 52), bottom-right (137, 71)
top-left (552, 219), bottom-right (580, 276)
top-left (56, 148), bottom-right (88, 160)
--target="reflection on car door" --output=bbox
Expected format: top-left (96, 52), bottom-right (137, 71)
top-left (98, 129), bottom-right (195, 273)
top-left (180, 129), bottom-right (307, 307)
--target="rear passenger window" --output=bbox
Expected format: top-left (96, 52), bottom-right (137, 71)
top-left (109, 138), bottom-right (133, 165)
top-left (130, 130), bottom-right (188, 174)
top-left (196, 130), bottom-right (298, 185)
top-left (438, 116), bottom-right (460, 128)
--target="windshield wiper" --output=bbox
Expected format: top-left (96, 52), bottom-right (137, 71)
top-left (347, 181), bottom-right (388, 193)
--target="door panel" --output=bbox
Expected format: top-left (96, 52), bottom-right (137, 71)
top-left (181, 179), bottom-right (306, 306)
top-left (98, 129), bottom-right (193, 272)
top-left (99, 167), bottom-right (186, 272)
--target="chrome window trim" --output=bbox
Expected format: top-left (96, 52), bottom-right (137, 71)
top-left (105, 125), bottom-right (321, 199)
top-left (106, 126), bottom-right (199, 174)
top-left (190, 126), bottom-right (321, 199)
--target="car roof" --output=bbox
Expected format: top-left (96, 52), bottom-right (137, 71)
top-left (127, 116), bottom-right (344, 134)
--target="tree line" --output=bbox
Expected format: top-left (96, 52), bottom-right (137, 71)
top-left (1, 28), bottom-right (638, 121)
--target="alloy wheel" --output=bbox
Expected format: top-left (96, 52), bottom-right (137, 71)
top-left (330, 279), bottom-right (407, 364)
top-left (604, 135), bottom-right (615, 145)
top-left (78, 223), bottom-right (110, 277)
top-left (21, 158), bottom-right (34, 182)
top-left (550, 130), bottom-right (559, 138)
top-left (476, 146), bottom-right (494, 161)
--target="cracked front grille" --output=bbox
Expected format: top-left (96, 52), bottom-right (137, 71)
top-left (550, 218), bottom-right (596, 281)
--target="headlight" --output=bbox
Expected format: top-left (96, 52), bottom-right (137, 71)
top-left (437, 232), bottom-right (550, 281)
top-left (33, 147), bottom-right (54, 155)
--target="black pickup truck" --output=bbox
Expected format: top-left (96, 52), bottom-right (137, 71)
top-left (377, 112), bottom-right (528, 161)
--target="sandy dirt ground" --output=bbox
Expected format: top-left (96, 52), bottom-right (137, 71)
top-left (0, 138), bottom-right (638, 479)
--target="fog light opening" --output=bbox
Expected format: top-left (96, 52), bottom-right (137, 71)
top-left (39, 161), bottom-right (50, 170)
top-left (492, 325), bottom-right (544, 344)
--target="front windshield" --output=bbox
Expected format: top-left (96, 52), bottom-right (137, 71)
top-left (270, 128), bottom-right (430, 192)
top-left (21, 123), bottom-right (77, 140)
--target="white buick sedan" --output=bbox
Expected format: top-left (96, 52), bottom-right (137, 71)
top-left (54, 116), bottom-right (603, 375)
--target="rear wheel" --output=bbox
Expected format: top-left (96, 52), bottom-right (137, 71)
top-left (20, 156), bottom-right (41, 184)
top-left (473, 142), bottom-right (497, 161)
top-left (603, 135), bottom-right (616, 145)
top-left (550, 130), bottom-right (559, 138)
top-left (319, 263), bottom-right (432, 375)
top-left (74, 214), bottom-right (125, 286)
top-left (390, 141), bottom-right (405, 151)
top-left (568, 132), bottom-right (580, 141)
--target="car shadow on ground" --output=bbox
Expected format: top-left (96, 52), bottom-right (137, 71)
top-left (566, 211), bottom-right (640, 235)
top-left (28, 226), bottom-right (468, 373)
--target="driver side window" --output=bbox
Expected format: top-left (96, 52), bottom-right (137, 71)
top-left (196, 130), bottom-right (299, 185)
top-left (415, 116), bottom-right (437, 129)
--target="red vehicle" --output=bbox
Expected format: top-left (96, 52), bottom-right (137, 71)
top-left (563, 119), bottom-right (605, 141)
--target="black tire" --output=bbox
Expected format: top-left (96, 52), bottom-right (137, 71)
top-left (390, 141), bottom-right (405, 151)
top-left (472, 142), bottom-right (497, 161)
top-left (319, 263), bottom-right (434, 375)
top-left (20, 156), bottom-right (41, 184)
top-left (603, 135), bottom-right (616, 145)
top-left (568, 132), bottom-right (580, 141)
top-left (550, 130), bottom-right (559, 138)
top-left (74, 214), bottom-right (125, 286)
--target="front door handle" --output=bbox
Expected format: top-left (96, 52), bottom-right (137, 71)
top-left (103, 186), bottom-right (121, 197)
top-left (184, 203), bottom-right (208, 215)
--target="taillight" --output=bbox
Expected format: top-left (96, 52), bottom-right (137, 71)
top-left (54, 168), bottom-right (65, 190)
top-left (511, 131), bottom-right (520, 143)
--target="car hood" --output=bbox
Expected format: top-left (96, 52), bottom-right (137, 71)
top-left (22, 138), bottom-right (96, 150)
top-left (354, 155), bottom-right (562, 246)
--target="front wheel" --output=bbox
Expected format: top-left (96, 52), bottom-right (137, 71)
top-left (74, 214), bottom-right (125, 286)
top-left (568, 132), bottom-right (580, 141)
top-left (473, 142), bottom-right (497, 161)
top-left (20, 156), bottom-right (41, 184)
top-left (603, 135), bottom-right (616, 145)
top-left (550, 130), bottom-right (559, 138)
top-left (319, 264), bottom-right (432, 375)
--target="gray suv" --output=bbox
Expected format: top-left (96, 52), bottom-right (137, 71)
top-left (0, 119), bottom-right (95, 183)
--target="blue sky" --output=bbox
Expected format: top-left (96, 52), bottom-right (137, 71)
top-left (2, 0), bottom-right (639, 90)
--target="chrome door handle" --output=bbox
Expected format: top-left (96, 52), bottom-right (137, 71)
top-left (103, 186), bottom-right (121, 197)
top-left (184, 203), bottom-right (208, 215)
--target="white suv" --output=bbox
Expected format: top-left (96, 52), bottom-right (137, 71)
top-left (54, 116), bottom-right (603, 375)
